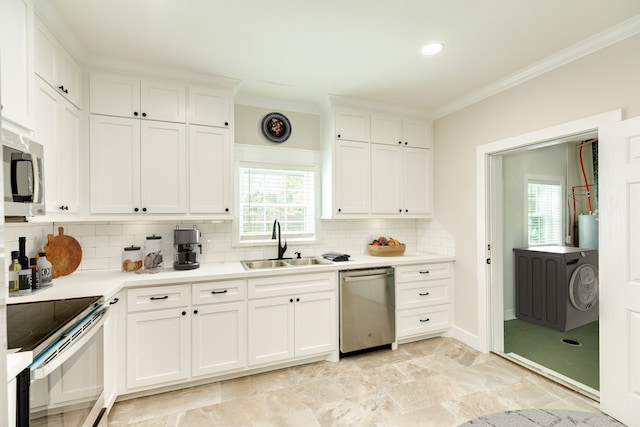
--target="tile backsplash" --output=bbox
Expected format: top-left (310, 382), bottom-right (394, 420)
top-left (4, 218), bottom-right (455, 272)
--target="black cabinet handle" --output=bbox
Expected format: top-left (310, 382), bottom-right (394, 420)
top-left (58, 205), bottom-right (69, 211)
top-left (110, 297), bottom-right (120, 305)
top-left (142, 112), bottom-right (147, 117)
top-left (134, 112), bottom-right (139, 116)
top-left (193, 309), bottom-right (198, 314)
top-left (419, 318), bottom-right (430, 322)
top-left (150, 295), bottom-right (169, 300)
top-left (419, 270), bottom-right (429, 274)
top-left (419, 292), bottom-right (430, 296)
top-left (211, 289), bottom-right (228, 294)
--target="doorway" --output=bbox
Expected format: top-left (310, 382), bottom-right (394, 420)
top-left (477, 110), bottom-right (621, 402)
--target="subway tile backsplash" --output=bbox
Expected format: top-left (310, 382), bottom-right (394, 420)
top-left (4, 218), bottom-right (455, 272)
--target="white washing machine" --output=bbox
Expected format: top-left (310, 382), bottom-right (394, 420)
top-left (514, 246), bottom-right (599, 331)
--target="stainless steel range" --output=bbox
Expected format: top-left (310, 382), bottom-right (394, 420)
top-left (8, 296), bottom-right (109, 427)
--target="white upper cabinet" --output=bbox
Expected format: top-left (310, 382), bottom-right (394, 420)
top-left (90, 71), bottom-right (186, 123)
top-left (188, 125), bottom-right (233, 216)
top-left (0, 0), bottom-right (34, 130)
top-left (371, 113), bottom-right (432, 148)
top-left (334, 107), bottom-right (370, 142)
top-left (35, 17), bottom-right (82, 108)
top-left (187, 85), bottom-right (233, 128)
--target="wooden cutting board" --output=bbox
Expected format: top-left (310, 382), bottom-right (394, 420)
top-left (43, 227), bottom-right (82, 278)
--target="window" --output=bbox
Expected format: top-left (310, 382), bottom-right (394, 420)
top-left (526, 176), bottom-right (563, 246)
top-left (238, 166), bottom-right (316, 243)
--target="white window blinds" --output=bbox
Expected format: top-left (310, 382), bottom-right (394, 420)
top-left (239, 166), bottom-right (316, 242)
top-left (527, 180), bottom-right (562, 246)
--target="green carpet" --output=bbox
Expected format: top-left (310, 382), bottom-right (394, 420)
top-left (504, 319), bottom-right (599, 390)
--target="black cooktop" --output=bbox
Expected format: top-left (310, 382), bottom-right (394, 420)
top-left (7, 296), bottom-right (102, 356)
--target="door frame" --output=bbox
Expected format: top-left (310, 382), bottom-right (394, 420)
top-left (475, 110), bottom-right (621, 355)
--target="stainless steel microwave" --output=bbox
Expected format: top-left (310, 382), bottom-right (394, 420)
top-left (2, 128), bottom-right (46, 217)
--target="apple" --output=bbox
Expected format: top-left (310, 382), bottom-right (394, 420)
top-left (373, 241), bottom-right (381, 246)
top-left (378, 236), bottom-right (388, 244)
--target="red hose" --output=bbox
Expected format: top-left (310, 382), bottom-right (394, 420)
top-left (579, 142), bottom-right (593, 213)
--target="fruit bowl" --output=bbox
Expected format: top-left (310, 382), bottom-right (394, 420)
top-left (367, 244), bottom-right (406, 257)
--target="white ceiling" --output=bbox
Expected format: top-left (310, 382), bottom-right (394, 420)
top-left (36, 0), bottom-right (640, 115)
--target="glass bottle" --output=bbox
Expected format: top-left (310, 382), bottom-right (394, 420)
top-left (18, 236), bottom-right (29, 269)
top-left (8, 251), bottom-right (21, 294)
top-left (37, 251), bottom-right (53, 286)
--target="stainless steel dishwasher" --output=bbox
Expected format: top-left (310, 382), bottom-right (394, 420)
top-left (339, 267), bottom-right (395, 354)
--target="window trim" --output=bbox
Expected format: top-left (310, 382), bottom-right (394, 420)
top-left (524, 174), bottom-right (565, 246)
top-left (233, 144), bottom-right (322, 247)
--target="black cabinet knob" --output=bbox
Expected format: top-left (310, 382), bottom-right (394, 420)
top-left (142, 208), bottom-right (147, 212)
top-left (193, 309), bottom-right (198, 314)
top-left (398, 209), bottom-right (402, 213)
top-left (224, 121), bottom-right (229, 126)
top-left (290, 298), bottom-right (294, 303)
top-left (405, 209), bottom-right (408, 213)
top-left (296, 298), bottom-right (300, 302)
top-left (142, 112), bottom-right (147, 117)
top-left (404, 141), bottom-right (408, 145)
top-left (338, 208), bottom-right (342, 212)
top-left (225, 208), bottom-right (229, 212)
top-left (182, 311), bottom-right (187, 316)
top-left (134, 207), bottom-right (139, 212)
top-left (134, 112), bottom-right (139, 116)
top-left (337, 134), bottom-right (341, 138)
top-left (398, 141), bottom-right (402, 145)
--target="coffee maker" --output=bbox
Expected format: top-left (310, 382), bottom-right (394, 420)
top-left (173, 226), bottom-right (202, 270)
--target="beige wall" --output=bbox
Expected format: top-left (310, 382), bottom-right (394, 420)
top-left (434, 34), bottom-right (640, 337)
top-left (234, 104), bottom-right (321, 150)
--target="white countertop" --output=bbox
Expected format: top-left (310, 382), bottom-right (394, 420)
top-left (7, 252), bottom-right (455, 304)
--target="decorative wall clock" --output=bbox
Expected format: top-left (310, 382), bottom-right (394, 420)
top-left (261, 112), bottom-right (291, 143)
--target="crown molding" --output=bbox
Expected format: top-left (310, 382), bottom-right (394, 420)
top-left (433, 14), bottom-right (640, 119)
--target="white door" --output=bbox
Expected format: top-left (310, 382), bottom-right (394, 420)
top-left (599, 117), bottom-right (640, 426)
top-left (294, 291), bottom-right (336, 357)
top-left (403, 147), bottom-right (433, 216)
top-left (371, 143), bottom-right (401, 214)
top-left (247, 296), bottom-right (294, 366)
top-left (334, 140), bottom-right (371, 214)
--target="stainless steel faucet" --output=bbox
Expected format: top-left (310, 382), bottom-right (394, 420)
top-left (271, 219), bottom-right (288, 260)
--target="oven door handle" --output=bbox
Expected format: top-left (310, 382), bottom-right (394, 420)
top-left (30, 306), bottom-right (109, 381)
top-left (342, 272), bottom-right (392, 282)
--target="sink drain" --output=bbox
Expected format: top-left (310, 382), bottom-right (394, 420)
top-left (561, 338), bottom-right (582, 347)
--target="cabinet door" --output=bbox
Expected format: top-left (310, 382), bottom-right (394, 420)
top-left (0, 0), bottom-right (33, 128)
top-left (402, 147), bottom-right (433, 216)
top-left (90, 72), bottom-right (140, 118)
top-left (371, 143), bottom-right (402, 214)
top-left (294, 291), bottom-right (336, 357)
top-left (34, 17), bottom-right (57, 86)
top-left (188, 125), bottom-right (232, 215)
top-left (141, 79), bottom-right (186, 123)
top-left (90, 115), bottom-right (140, 213)
top-left (335, 107), bottom-right (369, 142)
top-left (192, 302), bottom-right (247, 377)
top-left (248, 296), bottom-right (294, 366)
top-left (403, 118), bottom-right (432, 148)
top-left (334, 140), bottom-right (371, 215)
top-left (56, 48), bottom-right (82, 107)
top-left (35, 78), bottom-right (81, 214)
top-left (55, 96), bottom-right (81, 213)
top-left (127, 308), bottom-right (190, 389)
top-left (104, 294), bottom-right (123, 410)
top-left (371, 114), bottom-right (402, 145)
top-left (188, 85), bottom-right (233, 128)
top-left (140, 121), bottom-right (186, 213)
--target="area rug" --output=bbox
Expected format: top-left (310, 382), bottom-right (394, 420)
top-left (459, 409), bottom-right (626, 426)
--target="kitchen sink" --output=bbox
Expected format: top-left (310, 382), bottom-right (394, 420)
top-left (241, 256), bottom-right (331, 270)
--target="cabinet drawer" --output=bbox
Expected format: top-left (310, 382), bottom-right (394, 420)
top-left (192, 280), bottom-right (246, 305)
top-left (397, 305), bottom-right (451, 338)
top-left (395, 262), bottom-right (451, 283)
top-left (128, 285), bottom-right (189, 312)
top-left (248, 273), bottom-right (335, 299)
top-left (397, 278), bottom-right (450, 309)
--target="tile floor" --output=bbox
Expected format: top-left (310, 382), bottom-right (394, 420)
top-left (107, 337), bottom-right (601, 427)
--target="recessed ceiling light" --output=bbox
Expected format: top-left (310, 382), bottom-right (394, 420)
top-left (421, 42), bottom-right (444, 56)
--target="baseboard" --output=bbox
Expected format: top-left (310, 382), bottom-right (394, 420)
top-left (450, 325), bottom-right (485, 352)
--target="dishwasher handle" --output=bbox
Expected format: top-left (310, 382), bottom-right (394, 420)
top-left (342, 272), bottom-right (393, 283)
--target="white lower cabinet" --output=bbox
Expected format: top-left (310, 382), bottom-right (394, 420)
top-left (126, 285), bottom-right (190, 390)
top-left (395, 262), bottom-right (453, 340)
top-left (191, 280), bottom-right (247, 377)
top-left (247, 273), bottom-right (337, 366)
